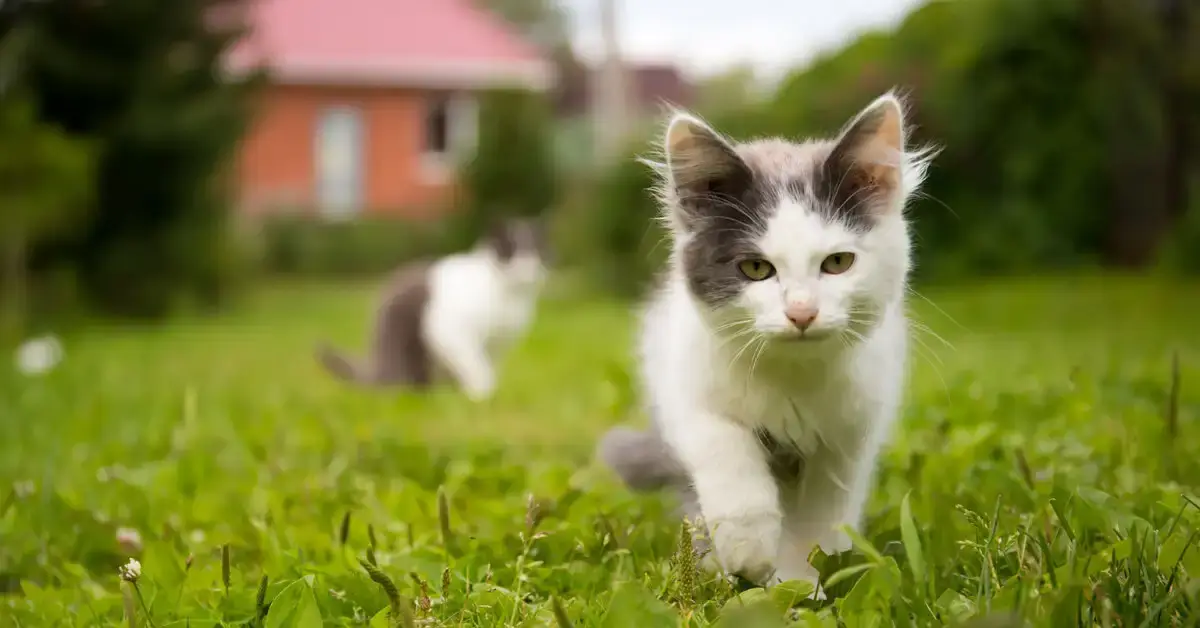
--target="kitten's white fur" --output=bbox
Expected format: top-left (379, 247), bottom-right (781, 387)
top-left (640, 93), bottom-right (931, 586)
top-left (423, 243), bottom-right (545, 401)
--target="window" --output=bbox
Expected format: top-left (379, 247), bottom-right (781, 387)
top-left (421, 93), bottom-right (477, 182)
top-left (424, 96), bottom-right (451, 156)
top-left (314, 106), bottom-right (364, 218)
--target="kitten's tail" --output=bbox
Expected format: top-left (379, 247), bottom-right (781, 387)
top-left (315, 342), bottom-right (372, 385)
top-left (596, 426), bottom-right (687, 492)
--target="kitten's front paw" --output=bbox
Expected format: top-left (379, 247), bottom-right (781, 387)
top-left (707, 514), bottom-right (781, 585)
top-left (462, 381), bottom-right (495, 402)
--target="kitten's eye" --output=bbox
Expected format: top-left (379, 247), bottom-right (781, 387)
top-left (737, 259), bottom-right (776, 281)
top-left (820, 252), bottom-right (856, 275)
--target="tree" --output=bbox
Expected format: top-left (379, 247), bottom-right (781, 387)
top-left (476, 0), bottom-right (570, 50)
top-left (457, 88), bottom-right (558, 245)
top-left (0, 27), bottom-right (92, 337)
top-left (20, 0), bottom-right (263, 318)
top-left (693, 64), bottom-right (763, 116)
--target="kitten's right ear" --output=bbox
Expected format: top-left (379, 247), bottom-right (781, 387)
top-left (662, 113), bottom-right (752, 230)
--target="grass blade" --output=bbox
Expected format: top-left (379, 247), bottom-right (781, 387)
top-left (437, 485), bottom-right (455, 554)
top-left (339, 511), bottom-right (351, 546)
top-left (360, 559), bottom-right (415, 628)
top-left (551, 596), bottom-right (573, 628)
top-left (221, 544), bottom-right (231, 594)
top-left (254, 574), bottom-right (269, 625)
top-left (900, 491), bottom-right (928, 586)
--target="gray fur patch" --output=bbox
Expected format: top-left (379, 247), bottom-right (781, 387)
top-left (668, 114), bottom-right (900, 306)
top-left (316, 260), bottom-right (433, 388)
top-left (486, 217), bottom-right (550, 262)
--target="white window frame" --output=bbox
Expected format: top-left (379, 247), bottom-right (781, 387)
top-left (314, 105), bottom-right (365, 220)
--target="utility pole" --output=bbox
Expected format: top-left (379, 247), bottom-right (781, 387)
top-left (592, 0), bottom-right (627, 165)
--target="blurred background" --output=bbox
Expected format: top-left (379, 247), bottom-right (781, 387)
top-left (0, 0), bottom-right (1195, 331)
top-left (1, 0), bottom-right (1199, 624)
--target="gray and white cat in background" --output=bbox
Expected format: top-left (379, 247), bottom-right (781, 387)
top-left (317, 218), bottom-right (548, 401)
top-left (598, 92), bottom-right (936, 589)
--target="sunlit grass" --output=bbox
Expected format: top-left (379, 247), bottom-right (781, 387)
top-left (1, 274), bottom-right (1197, 626)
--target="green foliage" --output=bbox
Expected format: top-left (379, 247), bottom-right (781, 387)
top-left (457, 89), bottom-right (558, 249)
top-left (19, 0), bottom-right (262, 319)
top-left (0, 92), bottom-right (93, 336)
top-left (0, 276), bottom-right (1198, 625)
top-left (254, 215), bottom-right (460, 277)
top-left (475, 0), bottom-right (571, 50)
top-left (769, 0), bottom-right (1198, 277)
top-left (559, 149), bottom-right (666, 297)
top-left (570, 0), bottom-right (1199, 290)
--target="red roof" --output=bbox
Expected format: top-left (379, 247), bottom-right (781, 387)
top-left (227, 0), bottom-right (554, 90)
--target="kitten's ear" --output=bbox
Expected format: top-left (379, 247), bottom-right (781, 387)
top-left (484, 217), bottom-right (517, 261)
top-left (662, 112), bottom-right (753, 229)
top-left (826, 92), bottom-right (911, 214)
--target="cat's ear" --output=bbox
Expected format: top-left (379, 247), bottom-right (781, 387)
top-left (662, 112), bottom-right (753, 230)
top-left (826, 92), bottom-right (912, 215)
top-left (483, 217), bottom-right (517, 261)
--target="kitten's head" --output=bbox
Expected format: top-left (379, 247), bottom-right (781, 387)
top-left (482, 216), bottom-right (549, 286)
top-left (654, 92), bottom-right (935, 346)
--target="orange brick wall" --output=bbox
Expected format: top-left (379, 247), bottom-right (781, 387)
top-left (235, 83), bottom-right (458, 219)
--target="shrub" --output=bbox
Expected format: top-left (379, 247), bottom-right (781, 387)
top-left (22, 0), bottom-right (263, 319)
top-left (458, 88), bottom-right (558, 245)
top-left (560, 141), bottom-right (667, 298)
top-left (255, 215), bottom-right (459, 277)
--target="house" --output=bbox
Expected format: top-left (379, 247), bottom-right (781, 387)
top-left (552, 62), bottom-right (694, 171)
top-left (226, 0), bottom-right (554, 219)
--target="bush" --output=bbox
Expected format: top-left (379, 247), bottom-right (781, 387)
top-left (458, 88), bottom-right (558, 245)
top-left (255, 215), bottom-right (459, 277)
top-left (558, 141), bottom-right (668, 298)
top-left (22, 0), bottom-right (262, 319)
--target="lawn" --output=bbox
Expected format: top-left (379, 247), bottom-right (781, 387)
top-left (1, 274), bottom-right (1198, 627)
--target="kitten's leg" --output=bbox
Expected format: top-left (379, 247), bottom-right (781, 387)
top-left (428, 332), bottom-right (496, 401)
top-left (776, 434), bottom-right (885, 590)
top-left (662, 413), bottom-right (782, 585)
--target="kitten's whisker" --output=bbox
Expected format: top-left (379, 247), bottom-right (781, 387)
top-left (728, 334), bottom-right (763, 376)
top-left (908, 320), bottom-right (954, 351)
top-left (747, 336), bottom-right (769, 381)
top-left (911, 189), bottom-right (959, 220)
top-left (906, 287), bottom-right (965, 333)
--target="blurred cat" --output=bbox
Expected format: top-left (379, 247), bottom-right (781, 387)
top-left (597, 92), bottom-right (936, 590)
top-left (316, 218), bottom-right (547, 401)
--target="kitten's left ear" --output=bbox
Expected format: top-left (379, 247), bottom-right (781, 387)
top-left (826, 92), bottom-right (911, 213)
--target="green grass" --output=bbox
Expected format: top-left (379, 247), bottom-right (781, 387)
top-left (1, 274), bottom-right (1198, 627)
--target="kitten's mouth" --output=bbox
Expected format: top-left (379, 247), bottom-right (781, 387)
top-left (777, 329), bottom-right (834, 342)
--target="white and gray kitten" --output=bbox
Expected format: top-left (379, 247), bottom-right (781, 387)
top-left (598, 92), bottom-right (935, 589)
top-left (317, 218), bottom-right (548, 401)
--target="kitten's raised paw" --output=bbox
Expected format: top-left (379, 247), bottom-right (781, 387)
top-left (706, 514), bottom-right (781, 586)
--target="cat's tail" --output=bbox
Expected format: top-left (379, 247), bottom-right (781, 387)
top-left (596, 426), bottom-right (687, 492)
top-left (315, 342), bottom-right (372, 385)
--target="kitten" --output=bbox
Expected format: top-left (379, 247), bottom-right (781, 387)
top-left (317, 218), bottom-right (548, 401)
top-left (597, 92), bottom-right (935, 589)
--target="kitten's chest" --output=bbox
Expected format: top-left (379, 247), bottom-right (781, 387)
top-left (486, 289), bottom-right (536, 335)
top-left (711, 370), bottom-right (859, 456)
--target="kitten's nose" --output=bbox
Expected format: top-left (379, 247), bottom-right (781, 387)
top-left (785, 302), bottom-right (819, 330)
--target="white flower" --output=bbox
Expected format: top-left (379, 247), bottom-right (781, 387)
top-left (119, 558), bottom-right (141, 582)
top-left (15, 334), bottom-right (63, 376)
